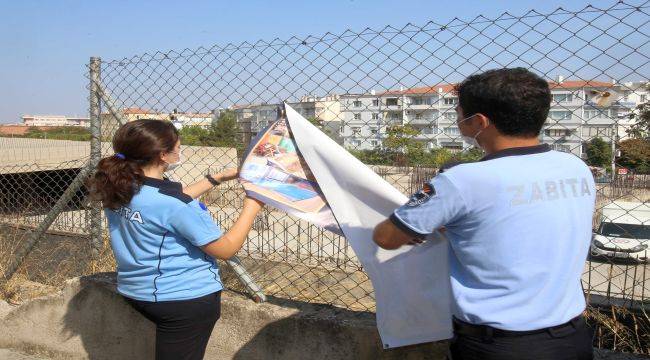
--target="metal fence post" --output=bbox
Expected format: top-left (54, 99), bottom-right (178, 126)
top-left (89, 57), bottom-right (103, 258)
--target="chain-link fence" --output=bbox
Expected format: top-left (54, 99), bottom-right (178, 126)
top-left (96, 0), bottom-right (650, 313)
top-left (0, 0), bottom-right (649, 352)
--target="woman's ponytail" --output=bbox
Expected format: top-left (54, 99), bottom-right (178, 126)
top-left (87, 154), bottom-right (144, 209)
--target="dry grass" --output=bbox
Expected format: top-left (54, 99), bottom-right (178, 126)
top-left (0, 223), bottom-right (116, 303)
top-left (585, 305), bottom-right (650, 355)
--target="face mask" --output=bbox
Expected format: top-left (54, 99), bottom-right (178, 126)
top-left (165, 151), bottom-right (183, 172)
top-left (457, 114), bottom-right (488, 149)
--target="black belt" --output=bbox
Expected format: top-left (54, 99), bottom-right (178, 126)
top-left (452, 315), bottom-right (584, 339)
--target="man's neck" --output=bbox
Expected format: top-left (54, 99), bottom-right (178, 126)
top-left (482, 136), bottom-right (541, 155)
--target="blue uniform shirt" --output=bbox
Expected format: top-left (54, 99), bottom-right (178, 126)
top-left (391, 144), bottom-right (596, 331)
top-left (106, 176), bottom-right (223, 302)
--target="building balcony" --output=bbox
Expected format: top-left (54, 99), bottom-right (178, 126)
top-left (406, 118), bottom-right (436, 125)
top-left (385, 119), bottom-right (404, 126)
top-left (413, 133), bottom-right (439, 140)
top-left (404, 103), bottom-right (437, 110)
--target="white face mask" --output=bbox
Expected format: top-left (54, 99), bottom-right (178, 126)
top-left (457, 114), bottom-right (489, 149)
top-left (165, 151), bottom-right (183, 172)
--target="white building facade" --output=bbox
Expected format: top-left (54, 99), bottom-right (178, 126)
top-left (22, 115), bottom-right (90, 127)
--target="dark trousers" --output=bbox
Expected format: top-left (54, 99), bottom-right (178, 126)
top-left (449, 316), bottom-right (593, 360)
top-left (126, 291), bottom-right (222, 360)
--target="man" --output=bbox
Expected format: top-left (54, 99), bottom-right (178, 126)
top-left (373, 68), bottom-right (595, 360)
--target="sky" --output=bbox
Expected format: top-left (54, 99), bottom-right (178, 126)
top-left (0, 0), bottom-right (639, 124)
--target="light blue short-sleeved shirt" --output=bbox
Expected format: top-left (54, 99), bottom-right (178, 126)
top-left (106, 176), bottom-right (223, 302)
top-left (391, 144), bottom-right (596, 331)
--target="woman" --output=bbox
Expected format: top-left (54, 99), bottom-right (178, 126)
top-left (87, 119), bottom-right (263, 360)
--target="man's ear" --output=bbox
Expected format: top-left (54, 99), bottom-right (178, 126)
top-left (475, 113), bottom-right (491, 128)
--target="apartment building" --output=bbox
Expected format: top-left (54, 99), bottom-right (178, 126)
top-left (339, 78), bottom-right (648, 156)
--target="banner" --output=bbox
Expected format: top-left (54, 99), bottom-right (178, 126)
top-left (239, 112), bottom-right (342, 235)
top-left (240, 103), bottom-right (453, 348)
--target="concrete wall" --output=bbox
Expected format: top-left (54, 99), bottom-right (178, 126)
top-left (0, 273), bottom-right (448, 360)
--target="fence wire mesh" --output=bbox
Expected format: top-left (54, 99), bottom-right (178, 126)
top-left (95, 1), bottom-right (650, 313)
top-left (1, 0), bottom-right (649, 351)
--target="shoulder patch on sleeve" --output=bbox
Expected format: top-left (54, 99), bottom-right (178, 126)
top-left (406, 182), bottom-right (436, 207)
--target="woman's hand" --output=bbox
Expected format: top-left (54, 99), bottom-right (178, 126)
top-left (213, 168), bottom-right (238, 183)
top-left (243, 196), bottom-right (264, 214)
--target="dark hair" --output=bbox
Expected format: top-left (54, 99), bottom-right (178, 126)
top-left (87, 119), bottom-right (179, 209)
top-left (456, 68), bottom-right (551, 137)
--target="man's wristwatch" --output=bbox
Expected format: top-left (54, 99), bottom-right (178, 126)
top-left (205, 174), bottom-right (221, 186)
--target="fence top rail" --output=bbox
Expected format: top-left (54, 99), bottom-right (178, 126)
top-left (100, 0), bottom-right (650, 67)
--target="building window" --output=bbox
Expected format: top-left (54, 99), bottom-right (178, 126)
top-left (544, 129), bottom-right (571, 137)
top-left (415, 113), bottom-right (423, 120)
top-left (551, 144), bottom-right (571, 153)
top-left (443, 112), bottom-right (457, 121)
top-left (372, 99), bottom-right (379, 107)
top-left (410, 97), bottom-right (432, 105)
top-left (444, 127), bottom-right (460, 135)
top-left (372, 113), bottom-right (379, 120)
top-left (370, 140), bottom-right (379, 147)
top-left (351, 140), bottom-right (361, 147)
top-left (388, 113), bottom-right (402, 120)
top-left (552, 93), bottom-right (573, 103)
top-left (640, 95), bottom-right (647, 103)
top-left (584, 109), bottom-right (610, 119)
top-left (353, 100), bottom-right (362, 108)
top-left (352, 127), bottom-right (361, 135)
top-left (443, 97), bottom-right (458, 105)
top-left (386, 98), bottom-right (399, 106)
top-left (353, 113), bottom-right (361, 120)
top-left (549, 111), bottom-right (572, 120)
top-left (581, 126), bottom-right (612, 138)
top-left (370, 127), bottom-right (378, 135)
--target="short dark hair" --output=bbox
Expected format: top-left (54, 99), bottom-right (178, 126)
top-left (456, 68), bottom-right (551, 137)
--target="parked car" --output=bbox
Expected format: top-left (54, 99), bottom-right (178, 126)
top-left (590, 201), bottom-right (650, 262)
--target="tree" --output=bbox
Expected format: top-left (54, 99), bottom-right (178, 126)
top-left (382, 125), bottom-right (425, 166)
top-left (306, 116), bottom-right (334, 138)
top-left (382, 125), bottom-right (420, 152)
top-left (178, 125), bottom-right (210, 146)
top-left (205, 110), bottom-right (243, 150)
top-left (585, 137), bottom-right (611, 168)
top-left (618, 138), bottom-right (650, 174)
top-left (430, 148), bottom-right (453, 167)
top-left (452, 148), bottom-right (484, 163)
top-left (177, 110), bottom-right (243, 151)
top-left (348, 149), bottom-right (395, 165)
